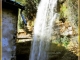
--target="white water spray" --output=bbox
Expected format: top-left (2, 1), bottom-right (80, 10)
top-left (29, 0), bottom-right (58, 60)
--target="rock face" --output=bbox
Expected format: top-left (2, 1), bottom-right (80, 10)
top-left (59, 0), bottom-right (78, 47)
top-left (55, 20), bottom-right (77, 36)
top-left (16, 0), bottom-right (78, 60)
top-left (46, 0), bottom-right (78, 60)
top-left (52, 0), bottom-right (78, 57)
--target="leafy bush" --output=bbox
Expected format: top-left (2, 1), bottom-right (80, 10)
top-left (60, 36), bottom-right (70, 47)
top-left (55, 36), bottom-right (70, 47)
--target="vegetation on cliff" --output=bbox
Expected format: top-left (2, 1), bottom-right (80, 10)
top-left (16, 0), bottom-right (78, 60)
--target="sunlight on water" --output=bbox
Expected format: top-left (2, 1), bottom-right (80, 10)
top-left (29, 0), bottom-right (58, 60)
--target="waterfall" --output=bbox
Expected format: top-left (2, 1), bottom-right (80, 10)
top-left (29, 0), bottom-right (58, 60)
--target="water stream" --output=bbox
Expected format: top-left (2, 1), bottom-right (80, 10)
top-left (29, 0), bottom-right (58, 60)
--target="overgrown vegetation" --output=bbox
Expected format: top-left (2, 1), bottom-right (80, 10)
top-left (16, 0), bottom-right (78, 60)
top-left (16, 0), bottom-right (40, 29)
top-left (53, 36), bottom-right (70, 47)
top-left (59, 36), bottom-right (70, 47)
top-left (23, 0), bottom-right (40, 20)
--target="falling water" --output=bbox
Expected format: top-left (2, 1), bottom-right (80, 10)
top-left (29, 0), bottom-right (58, 60)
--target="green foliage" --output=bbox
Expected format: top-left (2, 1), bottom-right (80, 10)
top-left (55, 36), bottom-right (70, 47)
top-left (16, 0), bottom-right (25, 5)
top-left (24, 0), bottom-right (40, 20)
top-left (59, 2), bottom-right (67, 19)
top-left (17, 9), bottom-right (24, 29)
top-left (18, 20), bottom-right (24, 29)
top-left (60, 36), bottom-right (70, 47)
top-left (16, 0), bottom-right (40, 20)
top-left (16, 0), bottom-right (40, 29)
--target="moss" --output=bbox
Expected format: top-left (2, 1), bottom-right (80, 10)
top-left (59, 1), bottom-right (67, 19)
